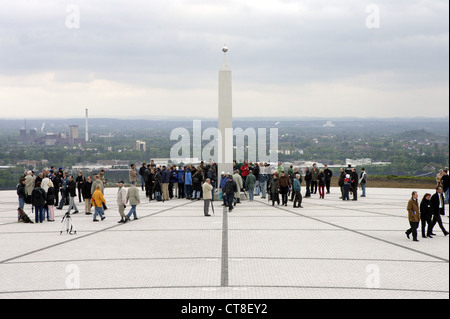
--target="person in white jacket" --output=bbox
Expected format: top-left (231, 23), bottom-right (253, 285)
top-left (117, 181), bottom-right (128, 223)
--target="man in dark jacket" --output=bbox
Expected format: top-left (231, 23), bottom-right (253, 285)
top-left (225, 175), bottom-right (237, 212)
top-left (428, 186), bottom-right (449, 236)
top-left (350, 168), bottom-right (359, 201)
top-left (420, 193), bottom-right (433, 238)
top-left (324, 165), bottom-right (333, 194)
top-left (304, 167), bottom-right (312, 197)
top-left (17, 178), bottom-right (27, 210)
top-left (82, 176), bottom-right (93, 215)
top-left (66, 176), bottom-right (79, 214)
top-left (338, 168), bottom-right (345, 199)
top-left (31, 181), bottom-right (47, 223)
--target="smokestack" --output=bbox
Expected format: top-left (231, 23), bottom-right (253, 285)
top-left (85, 108), bottom-right (89, 143)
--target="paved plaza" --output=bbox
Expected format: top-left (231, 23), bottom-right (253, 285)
top-left (0, 187), bottom-right (448, 299)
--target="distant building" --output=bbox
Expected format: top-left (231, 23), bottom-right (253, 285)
top-left (69, 125), bottom-right (79, 145)
top-left (136, 140), bottom-right (146, 152)
top-left (323, 121), bottom-right (335, 127)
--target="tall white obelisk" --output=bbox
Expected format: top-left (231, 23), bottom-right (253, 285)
top-left (85, 108), bottom-right (89, 143)
top-left (218, 46), bottom-right (233, 176)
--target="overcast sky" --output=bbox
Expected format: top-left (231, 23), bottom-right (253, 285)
top-left (0, 0), bottom-right (448, 120)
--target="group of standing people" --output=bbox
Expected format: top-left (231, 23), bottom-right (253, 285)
top-left (17, 167), bottom-right (141, 223)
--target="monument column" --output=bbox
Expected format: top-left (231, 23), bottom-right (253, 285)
top-left (218, 46), bottom-right (234, 177)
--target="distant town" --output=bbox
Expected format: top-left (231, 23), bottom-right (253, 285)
top-left (0, 117), bottom-right (448, 189)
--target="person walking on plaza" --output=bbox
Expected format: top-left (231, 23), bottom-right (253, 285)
top-left (225, 174), bottom-right (237, 212)
top-left (126, 181), bottom-right (141, 221)
top-left (406, 191), bottom-right (420, 242)
top-left (66, 175), bottom-right (79, 214)
top-left (420, 193), bottom-right (433, 238)
top-left (57, 172), bottom-right (68, 210)
top-left (428, 186), bottom-right (449, 236)
top-left (202, 178), bottom-right (213, 217)
top-left (293, 174), bottom-right (303, 208)
top-left (245, 170), bottom-right (257, 201)
top-left (117, 181), bottom-right (128, 223)
top-left (91, 185), bottom-right (106, 222)
top-left (324, 165), bottom-right (333, 194)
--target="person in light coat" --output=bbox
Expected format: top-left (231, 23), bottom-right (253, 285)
top-left (233, 171), bottom-right (243, 204)
top-left (117, 181), bottom-right (128, 223)
top-left (126, 181), bottom-right (140, 222)
top-left (202, 178), bottom-right (213, 217)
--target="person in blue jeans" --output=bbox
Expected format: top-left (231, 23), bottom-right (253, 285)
top-left (31, 181), bottom-right (46, 223)
top-left (17, 178), bottom-right (26, 211)
top-left (126, 181), bottom-right (140, 221)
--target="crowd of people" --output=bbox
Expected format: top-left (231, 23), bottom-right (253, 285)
top-left (16, 162), bottom-right (450, 241)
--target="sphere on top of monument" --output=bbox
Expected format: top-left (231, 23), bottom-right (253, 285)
top-left (222, 45), bottom-right (228, 53)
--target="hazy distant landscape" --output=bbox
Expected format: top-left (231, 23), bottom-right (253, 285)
top-left (0, 117), bottom-right (448, 189)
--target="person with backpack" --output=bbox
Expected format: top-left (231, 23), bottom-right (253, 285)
top-left (224, 174), bottom-right (237, 212)
top-left (293, 174), bottom-right (303, 208)
top-left (245, 170), bottom-right (257, 201)
top-left (31, 181), bottom-right (47, 223)
top-left (192, 168), bottom-right (203, 200)
top-left (359, 168), bottom-right (368, 197)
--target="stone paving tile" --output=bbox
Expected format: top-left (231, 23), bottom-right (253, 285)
top-left (0, 187), bottom-right (448, 299)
